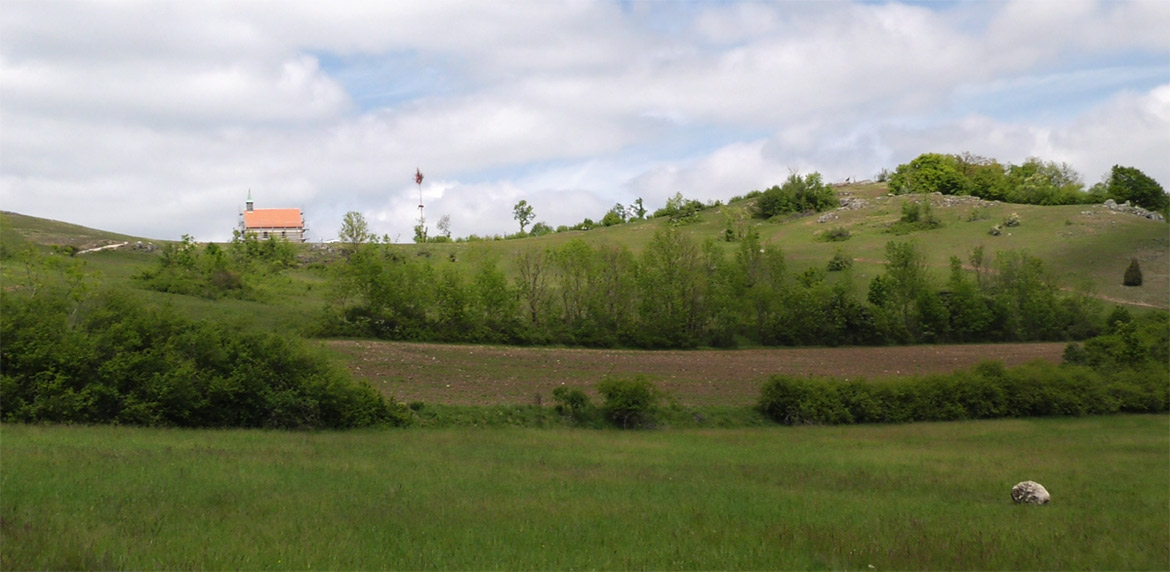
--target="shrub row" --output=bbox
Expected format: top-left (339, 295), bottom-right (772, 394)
top-left (0, 290), bottom-right (408, 429)
top-left (552, 376), bottom-right (662, 429)
top-left (758, 360), bottom-right (1168, 426)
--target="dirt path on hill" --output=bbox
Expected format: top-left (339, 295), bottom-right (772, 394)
top-left (328, 341), bottom-right (1068, 407)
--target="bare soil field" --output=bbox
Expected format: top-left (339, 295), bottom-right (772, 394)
top-left (329, 341), bottom-right (1067, 407)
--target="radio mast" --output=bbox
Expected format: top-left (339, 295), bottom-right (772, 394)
top-left (414, 167), bottom-right (426, 242)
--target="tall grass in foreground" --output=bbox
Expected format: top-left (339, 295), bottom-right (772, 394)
top-left (3, 416), bottom-right (1167, 570)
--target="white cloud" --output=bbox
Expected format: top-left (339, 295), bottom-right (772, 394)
top-left (627, 141), bottom-right (792, 207)
top-left (0, 1), bottom-right (1167, 243)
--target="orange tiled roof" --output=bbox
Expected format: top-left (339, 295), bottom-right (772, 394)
top-left (244, 208), bottom-right (303, 229)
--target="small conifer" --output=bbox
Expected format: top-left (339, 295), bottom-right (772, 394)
top-left (1123, 258), bottom-right (1143, 287)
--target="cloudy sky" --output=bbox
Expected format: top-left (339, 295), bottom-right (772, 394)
top-left (2, 1), bottom-right (1167, 242)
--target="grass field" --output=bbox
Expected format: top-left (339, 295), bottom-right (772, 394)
top-left (3, 416), bottom-right (1167, 570)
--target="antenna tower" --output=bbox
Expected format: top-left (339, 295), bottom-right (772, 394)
top-left (414, 168), bottom-right (426, 242)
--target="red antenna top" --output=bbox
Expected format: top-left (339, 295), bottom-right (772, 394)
top-left (415, 168), bottom-right (424, 186)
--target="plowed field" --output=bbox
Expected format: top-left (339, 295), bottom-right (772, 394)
top-left (329, 341), bottom-right (1067, 407)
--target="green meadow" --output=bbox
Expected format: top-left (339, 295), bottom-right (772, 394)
top-left (3, 415), bottom-right (1167, 570)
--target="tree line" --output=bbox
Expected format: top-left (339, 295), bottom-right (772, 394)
top-left (317, 226), bottom-right (1105, 349)
top-left (886, 153), bottom-right (1168, 214)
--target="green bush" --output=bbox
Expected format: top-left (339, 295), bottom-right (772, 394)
top-left (757, 375), bottom-right (851, 425)
top-left (887, 200), bottom-right (942, 235)
top-left (888, 153), bottom-right (968, 195)
top-left (552, 385), bottom-right (593, 423)
top-left (1123, 258), bottom-right (1143, 287)
top-left (0, 289), bottom-right (409, 429)
top-left (596, 375), bottom-right (660, 429)
top-left (754, 172), bottom-right (837, 219)
top-left (826, 248), bottom-right (853, 271)
top-left (652, 193), bottom-right (706, 225)
top-left (135, 234), bottom-right (276, 300)
top-left (758, 358), bottom-right (1168, 426)
top-left (820, 226), bottom-right (851, 242)
top-left (1063, 312), bottom-right (1168, 372)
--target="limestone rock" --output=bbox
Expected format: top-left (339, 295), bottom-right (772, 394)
top-left (1101, 199), bottom-right (1166, 222)
top-left (1011, 480), bottom-right (1050, 505)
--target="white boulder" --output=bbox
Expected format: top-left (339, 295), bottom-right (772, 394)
top-left (1011, 480), bottom-right (1050, 505)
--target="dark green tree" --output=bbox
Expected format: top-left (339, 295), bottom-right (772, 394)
top-left (550, 239), bottom-right (595, 337)
top-left (882, 240), bottom-right (931, 329)
top-left (989, 249), bottom-right (1063, 340)
top-left (944, 256), bottom-right (993, 342)
top-left (630, 197), bottom-right (647, 220)
top-left (637, 227), bottom-right (705, 347)
top-left (585, 243), bottom-right (638, 346)
top-left (731, 229), bottom-right (787, 344)
top-left (514, 249), bottom-right (552, 329)
top-left (888, 153), bottom-right (967, 195)
top-left (1123, 258), bottom-right (1143, 287)
top-left (1099, 165), bottom-right (1168, 212)
top-left (470, 253), bottom-right (519, 342)
top-left (600, 203), bottom-right (627, 226)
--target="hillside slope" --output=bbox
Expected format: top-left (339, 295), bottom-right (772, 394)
top-left (2, 183), bottom-right (1166, 338)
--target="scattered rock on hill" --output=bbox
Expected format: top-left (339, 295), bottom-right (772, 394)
top-left (1011, 480), bottom-right (1050, 505)
top-left (1103, 199), bottom-right (1165, 222)
top-left (817, 193), bottom-right (869, 223)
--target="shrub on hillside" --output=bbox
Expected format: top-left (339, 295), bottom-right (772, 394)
top-left (826, 248), bottom-right (853, 272)
top-left (820, 226), bottom-right (851, 242)
top-left (135, 234), bottom-right (296, 300)
top-left (1123, 258), bottom-right (1143, 287)
top-left (653, 193), bottom-right (706, 225)
top-left (754, 172), bottom-right (837, 219)
top-left (887, 200), bottom-right (942, 234)
top-left (596, 375), bottom-right (661, 429)
top-left (0, 289), bottom-right (409, 429)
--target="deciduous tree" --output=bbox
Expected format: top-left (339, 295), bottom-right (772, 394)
top-left (513, 200), bottom-right (535, 233)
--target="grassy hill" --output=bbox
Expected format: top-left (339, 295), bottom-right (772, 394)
top-left (2, 182), bottom-right (1166, 335)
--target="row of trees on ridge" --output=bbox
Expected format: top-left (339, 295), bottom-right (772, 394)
top-left (887, 153), bottom-right (1167, 213)
top-left (319, 226), bottom-right (1105, 349)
